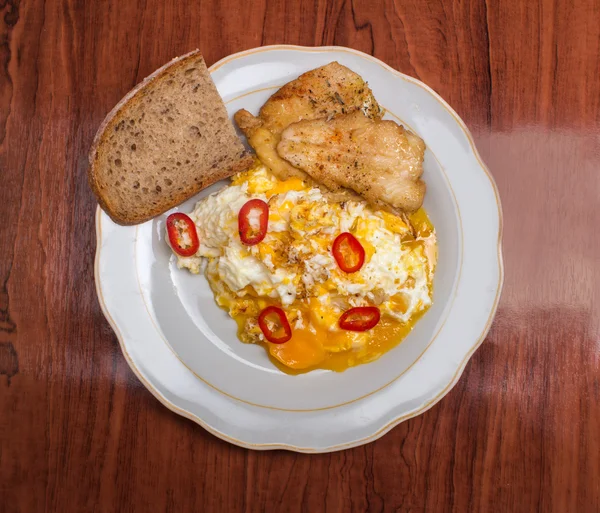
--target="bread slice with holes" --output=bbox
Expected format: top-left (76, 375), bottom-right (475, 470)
top-left (88, 50), bottom-right (253, 225)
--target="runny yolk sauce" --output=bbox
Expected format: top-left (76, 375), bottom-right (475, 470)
top-left (222, 295), bottom-right (430, 374)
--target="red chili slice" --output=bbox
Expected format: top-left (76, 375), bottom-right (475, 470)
top-left (258, 306), bottom-right (292, 344)
top-left (339, 307), bottom-right (381, 332)
top-left (166, 213), bottom-right (200, 257)
top-left (238, 199), bottom-right (269, 245)
top-left (332, 232), bottom-right (365, 273)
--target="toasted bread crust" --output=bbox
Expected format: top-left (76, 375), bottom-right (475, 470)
top-left (88, 50), bottom-right (252, 225)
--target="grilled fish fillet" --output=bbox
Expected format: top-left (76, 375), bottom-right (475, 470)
top-left (277, 111), bottom-right (426, 212)
top-left (234, 62), bottom-right (382, 200)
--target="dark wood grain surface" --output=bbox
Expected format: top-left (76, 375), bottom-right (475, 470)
top-left (1, 0), bottom-right (599, 511)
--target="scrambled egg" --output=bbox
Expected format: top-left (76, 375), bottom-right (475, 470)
top-left (174, 162), bottom-right (436, 372)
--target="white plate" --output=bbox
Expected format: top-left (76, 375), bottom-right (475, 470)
top-left (95, 45), bottom-right (503, 452)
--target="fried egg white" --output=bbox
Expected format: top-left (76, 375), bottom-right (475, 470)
top-left (172, 162), bottom-right (437, 372)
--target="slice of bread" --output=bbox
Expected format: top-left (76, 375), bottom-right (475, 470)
top-left (89, 50), bottom-right (253, 225)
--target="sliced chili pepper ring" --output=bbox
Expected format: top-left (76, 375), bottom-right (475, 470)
top-left (258, 306), bottom-right (292, 344)
top-left (332, 232), bottom-right (365, 273)
top-left (166, 213), bottom-right (200, 257)
top-left (238, 199), bottom-right (269, 245)
top-left (339, 306), bottom-right (381, 331)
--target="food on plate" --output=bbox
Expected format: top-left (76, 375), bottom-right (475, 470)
top-left (258, 306), bottom-right (293, 344)
top-left (338, 307), bottom-right (381, 332)
top-left (88, 50), bottom-right (253, 225)
top-left (164, 62), bottom-right (437, 373)
top-left (234, 62), bottom-right (381, 201)
top-left (331, 232), bottom-right (365, 273)
top-left (238, 199), bottom-right (269, 245)
top-left (169, 162), bottom-right (436, 372)
top-left (166, 213), bottom-right (200, 257)
top-left (277, 110), bottom-right (426, 212)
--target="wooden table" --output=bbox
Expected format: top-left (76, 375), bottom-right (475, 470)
top-left (2, 1), bottom-right (599, 511)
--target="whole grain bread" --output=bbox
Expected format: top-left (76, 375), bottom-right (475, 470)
top-left (88, 50), bottom-right (253, 225)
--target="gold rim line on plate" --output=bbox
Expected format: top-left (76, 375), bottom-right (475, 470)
top-left (93, 45), bottom-right (504, 451)
top-left (132, 90), bottom-right (464, 412)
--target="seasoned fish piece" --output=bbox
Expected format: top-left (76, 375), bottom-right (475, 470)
top-left (277, 111), bottom-right (426, 212)
top-left (234, 62), bottom-right (382, 198)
